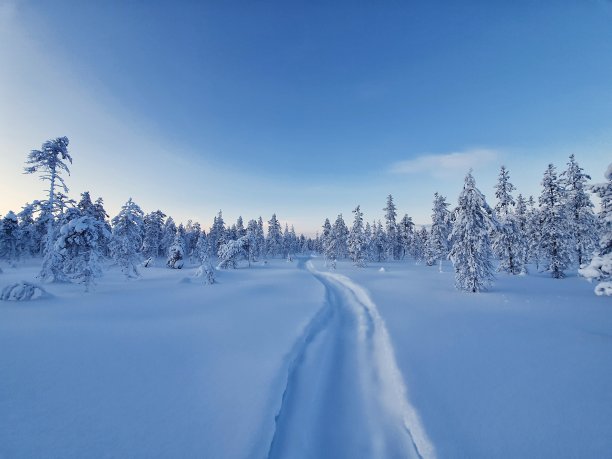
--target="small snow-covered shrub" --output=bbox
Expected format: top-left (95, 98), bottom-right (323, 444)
top-left (1, 281), bottom-right (49, 301)
top-left (194, 263), bottom-right (216, 284)
top-left (167, 234), bottom-right (185, 269)
top-left (217, 237), bottom-right (247, 269)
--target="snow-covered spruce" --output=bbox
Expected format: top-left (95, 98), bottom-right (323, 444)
top-left (348, 205), bottom-right (367, 267)
top-left (54, 214), bottom-right (110, 290)
top-left (24, 137), bottom-right (73, 282)
top-left (266, 214), bottom-right (283, 258)
top-left (538, 163), bottom-right (573, 278)
top-left (194, 258), bottom-right (216, 284)
top-left (449, 171), bottom-right (496, 292)
top-left (383, 194), bottom-right (401, 260)
top-left (142, 210), bottom-right (166, 259)
top-left (425, 193), bottom-right (451, 271)
top-left (579, 162), bottom-right (612, 295)
top-left (0, 211), bottom-right (19, 265)
top-left (562, 155), bottom-right (598, 267)
top-left (110, 198), bottom-right (144, 279)
top-left (217, 237), bottom-right (247, 269)
top-left (492, 166), bottom-right (525, 275)
top-left (167, 232), bottom-right (186, 269)
top-left (0, 281), bottom-right (49, 301)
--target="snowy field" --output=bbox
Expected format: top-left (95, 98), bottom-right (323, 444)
top-left (1, 258), bottom-right (610, 458)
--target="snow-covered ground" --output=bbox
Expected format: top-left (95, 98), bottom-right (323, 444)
top-left (1, 257), bottom-right (610, 458)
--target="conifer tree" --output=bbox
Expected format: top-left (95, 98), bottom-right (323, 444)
top-left (110, 198), bottom-right (144, 279)
top-left (167, 231), bottom-right (185, 269)
top-left (398, 214), bottom-right (414, 260)
top-left (492, 166), bottom-right (524, 274)
top-left (142, 210), bottom-right (166, 259)
top-left (426, 193), bottom-right (451, 271)
top-left (24, 137), bottom-right (73, 281)
top-left (266, 214), bottom-right (283, 258)
top-left (579, 163), bottom-right (612, 295)
top-left (538, 164), bottom-right (573, 278)
top-left (332, 214), bottom-right (349, 261)
top-left (348, 205), bottom-right (367, 267)
top-left (383, 195), bottom-right (400, 259)
top-left (321, 218), bottom-right (335, 268)
top-left (562, 154), bottom-right (598, 266)
top-left (0, 211), bottom-right (19, 265)
top-left (449, 172), bottom-right (496, 292)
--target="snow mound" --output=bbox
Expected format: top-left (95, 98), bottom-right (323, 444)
top-left (194, 264), bottom-right (215, 284)
top-left (595, 281), bottom-right (612, 296)
top-left (1, 281), bottom-right (50, 301)
top-left (379, 267), bottom-right (386, 273)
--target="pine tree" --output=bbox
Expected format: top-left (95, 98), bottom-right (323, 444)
top-left (142, 210), bottom-right (166, 259)
top-left (217, 237), bottom-right (247, 269)
top-left (321, 218), bottom-right (336, 268)
top-left (525, 195), bottom-right (541, 269)
top-left (160, 217), bottom-right (177, 257)
top-left (449, 172), bottom-right (496, 292)
top-left (166, 231), bottom-right (185, 269)
top-left (266, 214), bottom-right (283, 258)
top-left (256, 217), bottom-right (266, 260)
top-left (426, 193), bottom-right (451, 271)
top-left (348, 205), bottom-right (367, 267)
top-left (17, 203), bottom-right (38, 258)
top-left (364, 222), bottom-right (374, 262)
top-left (398, 214), bottom-right (414, 260)
top-left (372, 221), bottom-right (387, 262)
top-left (538, 164), bottom-right (573, 278)
top-left (514, 194), bottom-right (530, 271)
top-left (110, 198), bottom-right (144, 279)
top-left (78, 192), bottom-right (111, 257)
top-left (562, 154), bottom-right (598, 266)
top-left (331, 214), bottom-right (349, 261)
top-left (492, 166), bottom-right (524, 274)
top-left (208, 211), bottom-right (226, 257)
top-left (0, 211), bottom-right (19, 265)
top-left (579, 163), bottom-right (612, 295)
top-left (383, 195), bottom-right (400, 260)
top-left (412, 227), bottom-right (428, 263)
top-left (245, 219), bottom-right (260, 265)
top-left (54, 214), bottom-right (110, 290)
top-left (24, 137), bottom-right (73, 281)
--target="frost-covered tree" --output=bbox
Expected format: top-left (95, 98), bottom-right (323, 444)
top-left (110, 198), bottom-right (144, 279)
top-left (538, 164), bottom-right (573, 278)
top-left (348, 205), bottom-right (367, 267)
top-left (492, 166), bottom-right (524, 274)
top-left (525, 195), bottom-right (541, 269)
top-left (235, 216), bottom-right (246, 238)
top-left (17, 203), bottom-right (38, 258)
top-left (217, 237), bottom-right (247, 269)
top-left (412, 227), bottom-right (428, 263)
top-left (383, 195), bottom-right (401, 260)
top-left (562, 154), bottom-right (598, 266)
top-left (398, 214), bottom-right (414, 260)
top-left (195, 230), bottom-right (209, 263)
top-left (78, 192), bottom-right (111, 257)
top-left (0, 211), bottom-right (19, 264)
top-left (321, 218), bottom-right (336, 268)
top-left (449, 172), bottom-right (496, 292)
top-left (24, 137), bottom-right (73, 281)
top-left (426, 193), bottom-right (451, 271)
top-left (364, 222), bottom-right (374, 262)
top-left (256, 217), bottom-right (266, 259)
top-left (194, 256), bottom-right (216, 284)
top-left (579, 163), bottom-right (612, 295)
top-left (372, 221), bottom-right (387, 262)
top-left (55, 215), bottom-right (110, 290)
top-left (208, 211), bottom-right (226, 257)
top-left (160, 217), bottom-right (177, 257)
top-left (166, 231), bottom-right (185, 269)
top-left (184, 220), bottom-right (202, 260)
top-left (331, 214), bottom-right (349, 260)
top-left (245, 219), bottom-right (260, 265)
top-left (142, 210), bottom-right (166, 259)
top-left (266, 214), bottom-right (284, 258)
top-left (514, 194), bottom-right (530, 270)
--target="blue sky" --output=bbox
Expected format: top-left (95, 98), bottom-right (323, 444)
top-left (1, 1), bottom-right (611, 234)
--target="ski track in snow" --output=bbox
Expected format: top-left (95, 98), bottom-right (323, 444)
top-left (265, 259), bottom-right (435, 459)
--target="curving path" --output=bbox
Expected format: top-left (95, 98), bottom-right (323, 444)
top-left (266, 260), bottom-right (435, 459)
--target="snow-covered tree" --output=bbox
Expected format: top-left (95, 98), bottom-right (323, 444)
top-left (348, 205), bottom-right (367, 267)
top-left (17, 203), bottom-right (38, 258)
top-left (562, 154), bottom-right (598, 266)
top-left (525, 195), bottom-right (541, 269)
top-left (55, 215), bottom-right (110, 290)
top-left (383, 195), bottom-right (400, 260)
top-left (110, 198), bottom-right (144, 279)
top-left (256, 217), bottom-right (266, 259)
top-left (160, 216), bottom-right (177, 257)
top-left (426, 193), bottom-right (451, 271)
top-left (24, 137), bottom-right (73, 281)
top-left (245, 220), bottom-right (260, 265)
top-left (78, 192), bottom-right (111, 257)
top-left (412, 227), bottom-right (428, 263)
top-left (184, 220), bottom-right (202, 260)
top-left (579, 163), bottom-right (612, 295)
top-left (449, 171), bottom-right (496, 292)
top-left (194, 257), bottom-right (216, 284)
top-left (0, 211), bottom-right (19, 265)
top-left (321, 218), bottom-right (336, 268)
top-left (266, 214), bottom-right (284, 258)
top-left (217, 237), bottom-right (247, 269)
top-left (166, 231), bottom-right (185, 269)
top-left (538, 164), bottom-right (573, 278)
top-left (142, 210), bottom-right (166, 259)
top-left (398, 214), bottom-right (414, 260)
top-left (514, 194), bottom-right (530, 270)
top-left (207, 211), bottom-right (226, 257)
top-left (492, 166), bottom-right (524, 274)
top-left (195, 230), bottom-right (209, 263)
top-left (371, 221), bottom-right (387, 262)
top-left (331, 214), bottom-right (349, 260)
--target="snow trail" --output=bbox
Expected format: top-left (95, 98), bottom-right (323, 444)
top-left (266, 260), bottom-right (435, 459)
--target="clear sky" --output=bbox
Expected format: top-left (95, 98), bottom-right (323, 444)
top-left (1, 0), bottom-right (611, 234)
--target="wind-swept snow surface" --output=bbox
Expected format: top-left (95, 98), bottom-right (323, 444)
top-left (267, 260), bottom-right (434, 459)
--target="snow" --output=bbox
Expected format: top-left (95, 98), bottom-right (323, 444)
top-left (1, 257), bottom-right (611, 458)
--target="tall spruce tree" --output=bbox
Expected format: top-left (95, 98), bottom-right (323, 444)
top-left (383, 195), bottom-right (400, 260)
top-left (426, 193), bottom-right (451, 271)
top-left (110, 198), bottom-right (144, 279)
top-left (538, 164), bottom-right (573, 278)
top-left (562, 154), bottom-right (598, 266)
top-left (348, 205), bottom-right (367, 267)
top-left (449, 172), bottom-right (496, 292)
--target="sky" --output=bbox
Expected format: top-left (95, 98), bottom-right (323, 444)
top-left (1, 0), bottom-right (611, 234)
